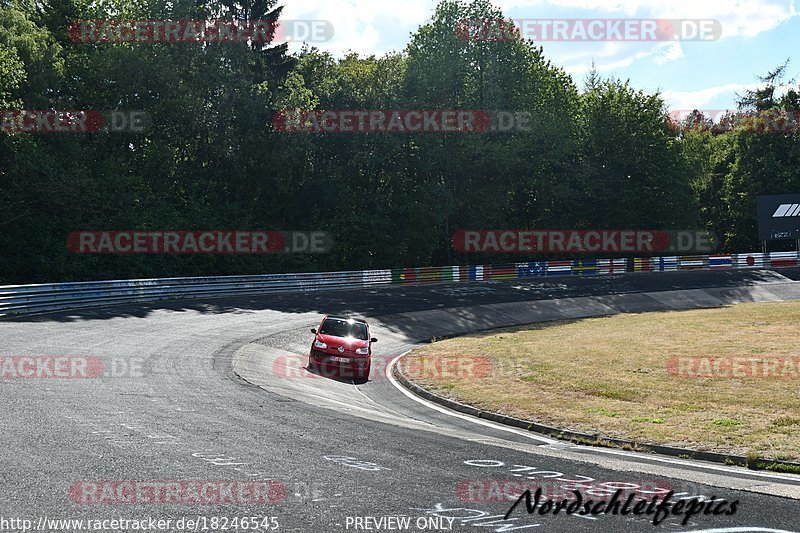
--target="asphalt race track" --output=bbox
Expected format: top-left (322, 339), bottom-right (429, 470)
top-left (2, 269), bottom-right (800, 533)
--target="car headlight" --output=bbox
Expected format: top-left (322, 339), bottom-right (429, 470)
top-left (314, 339), bottom-right (327, 349)
top-left (355, 346), bottom-right (369, 355)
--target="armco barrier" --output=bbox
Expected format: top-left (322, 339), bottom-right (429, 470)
top-left (769, 251), bottom-right (799, 268)
top-left (0, 251), bottom-right (798, 318)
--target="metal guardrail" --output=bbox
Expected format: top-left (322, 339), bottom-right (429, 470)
top-left (0, 251), bottom-right (797, 317)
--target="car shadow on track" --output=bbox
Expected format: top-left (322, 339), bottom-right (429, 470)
top-left (304, 363), bottom-right (370, 385)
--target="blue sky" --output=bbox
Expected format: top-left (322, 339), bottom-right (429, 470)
top-left (280, 0), bottom-right (800, 111)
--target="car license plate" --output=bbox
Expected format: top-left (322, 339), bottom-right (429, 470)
top-left (330, 356), bottom-right (350, 363)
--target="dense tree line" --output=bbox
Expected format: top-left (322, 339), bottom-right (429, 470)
top-left (0, 0), bottom-right (798, 283)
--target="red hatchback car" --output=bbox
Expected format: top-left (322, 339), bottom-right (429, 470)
top-left (308, 316), bottom-right (377, 381)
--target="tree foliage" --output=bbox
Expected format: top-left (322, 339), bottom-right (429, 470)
top-left (0, 0), bottom-right (797, 283)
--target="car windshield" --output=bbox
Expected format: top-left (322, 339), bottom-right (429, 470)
top-left (319, 318), bottom-right (368, 340)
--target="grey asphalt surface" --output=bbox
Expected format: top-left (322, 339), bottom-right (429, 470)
top-left (1, 269), bottom-right (800, 533)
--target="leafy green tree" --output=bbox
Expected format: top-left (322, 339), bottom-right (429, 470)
top-left (579, 78), bottom-right (696, 229)
top-left (721, 62), bottom-right (800, 250)
top-left (2, 0), bottom-right (798, 283)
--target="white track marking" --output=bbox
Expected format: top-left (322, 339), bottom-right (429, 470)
top-left (587, 446), bottom-right (800, 483)
top-left (387, 354), bottom-right (558, 445)
top-left (686, 527), bottom-right (797, 533)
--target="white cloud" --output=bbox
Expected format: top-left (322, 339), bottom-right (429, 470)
top-left (653, 42), bottom-right (684, 65)
top-left (280, 0), bottom-right (796, 57)
top-left (494, 0), bottom-right (797, 39)
top-left (278, 0), bottom-right (795, 112)
top-left (663, 80), bottom-right (798, 109)
top-left (571, 48), bottom-right (654, 74)
top-left (280, 0), bottom-right (435, 56)
top-left (557, 40), bottom-right (684, 80)
top-left (661, 82), bottom-right (763, 108)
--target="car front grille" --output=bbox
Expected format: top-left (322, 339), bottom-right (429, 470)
top-left (313, 349), bottom-right (368, 363)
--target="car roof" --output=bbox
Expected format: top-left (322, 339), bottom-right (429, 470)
top-left (324, 316), bottom-right (368, 325)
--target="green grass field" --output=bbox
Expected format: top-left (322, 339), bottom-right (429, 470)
top-left (404, 301), bottom-right (800, 462)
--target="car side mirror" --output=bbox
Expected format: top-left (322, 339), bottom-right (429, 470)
top-left (370, 337), bottom-right (378, 343)
top-left (310, 328), bottom-right (317, 334)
